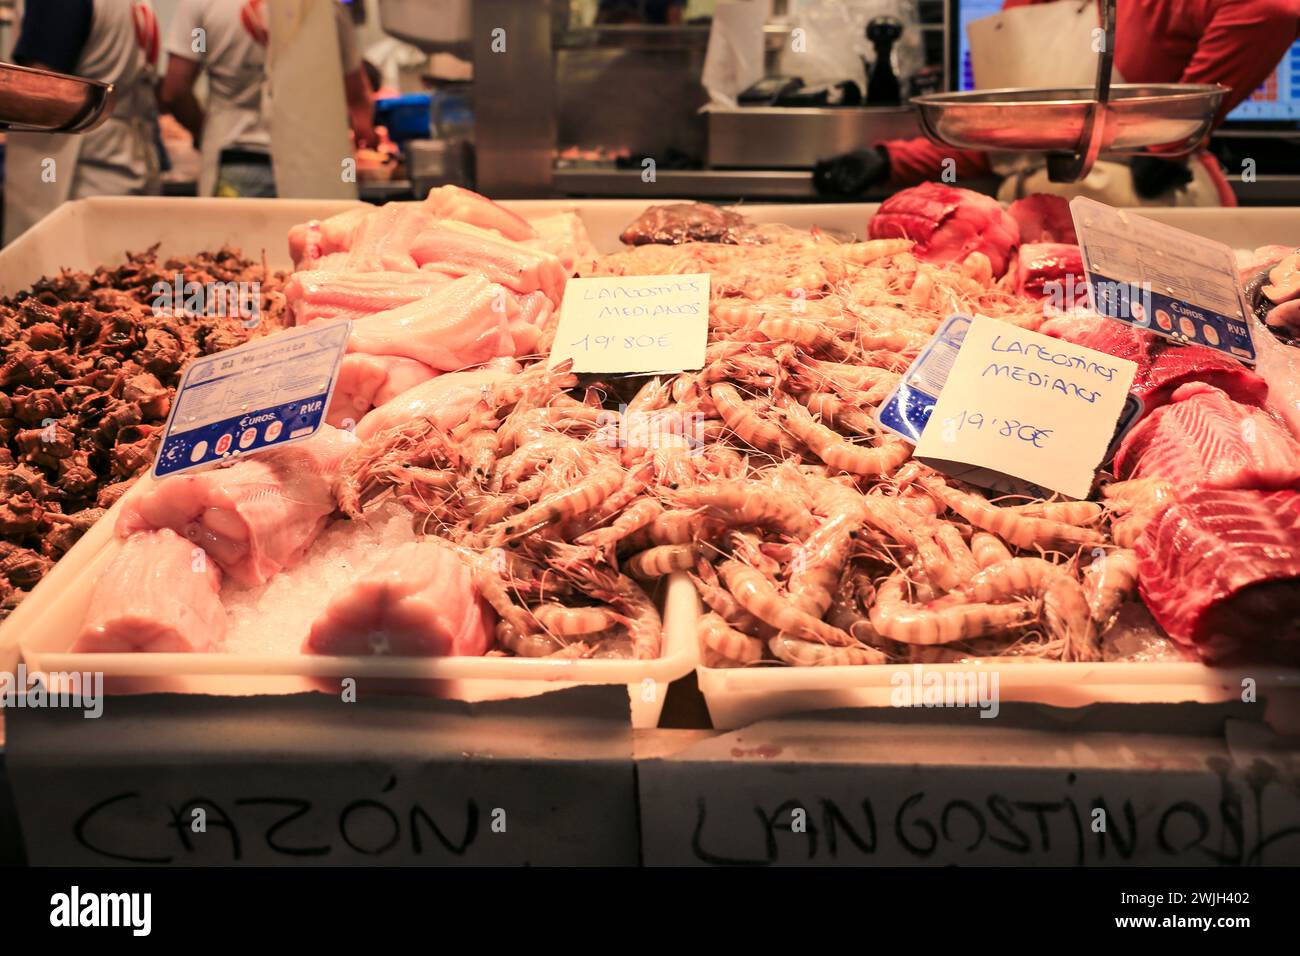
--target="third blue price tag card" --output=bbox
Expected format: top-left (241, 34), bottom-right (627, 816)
top-left (152, 319), bottom-right (351, 479)
top-left (1070, 197), bottom-right (1255, 363)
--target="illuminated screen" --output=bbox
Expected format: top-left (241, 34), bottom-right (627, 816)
top-left (955, 2), bottom-right (1300, 122)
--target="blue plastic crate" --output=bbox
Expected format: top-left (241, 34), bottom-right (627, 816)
top-left (374, 94), bottom-right (432, 142)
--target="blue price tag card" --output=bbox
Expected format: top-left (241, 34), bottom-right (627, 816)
top-left (1070, 197), bottom-right (1255, 363)
top-left (875, 314), bottom-right (971, 443)
top-left (152, 319), bottom-right (351, 479)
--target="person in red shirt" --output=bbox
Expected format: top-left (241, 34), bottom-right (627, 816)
top-left (816, 0), bottom-right (1300, 205)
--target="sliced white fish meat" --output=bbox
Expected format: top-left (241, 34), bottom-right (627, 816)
top-left (410, 220), bottom-right (567, 306)
top-left (117, 425), bottom-right (357, 586)
top-left (353, 360), bottom-right (518, 442)
top-left (288, 206), bottom-right (371, 270)
top-left (327, 354), bottom-right (438, 429)
top-left (525, 211), bottom-right (599, 273)
top-left (421, 184), bottom-right (537, 242)
top-left (1263, 251), bottom-right (1300, 303)
top-left (304, 539), bottom-right (494, 657)
top-left (286, 269), bottom-right (456, 325)
top-left (74, 529), bottom-right (227, 653)
top-left (345, 274), bottom-right (524, 371)
top-left (343, 203), bottom-right (437, 272)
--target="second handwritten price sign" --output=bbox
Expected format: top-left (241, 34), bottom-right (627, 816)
top-left (912, 314), bottom-right (1137, 499)
top-left (549, 273), bottom-right (710, 375)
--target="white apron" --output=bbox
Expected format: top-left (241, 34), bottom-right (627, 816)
top-left (198, 96), bottom-right (261, 198)
top-left (4, 0), bottom-right (161, 243)
top-left (968, 0), bottom-right (1221, 206)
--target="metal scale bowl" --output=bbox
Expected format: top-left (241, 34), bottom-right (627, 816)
top-left (0, 62), bottom-right (115, 133)
top-left (911, 0), bottom-right (1226, 182)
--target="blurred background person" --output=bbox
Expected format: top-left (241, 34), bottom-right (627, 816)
top-left (4, 0), bottom-right (162, 242)
top-left (160, 0), bottom-right (378, 198)
top-left (815, 0), bottom-right (1300, 207)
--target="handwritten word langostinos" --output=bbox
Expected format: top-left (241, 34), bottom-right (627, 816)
top-left (551, 273), bottom-right (709, 374)
top-left (989, 334), bottom-right (1119, 381)
top-left (582, 278), bottom-right (704, 299)
top-left (983, 333), bottom-right (1123, 405)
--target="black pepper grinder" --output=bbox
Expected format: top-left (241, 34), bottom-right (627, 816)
top-left (865, 16), bottom-right (903, 106)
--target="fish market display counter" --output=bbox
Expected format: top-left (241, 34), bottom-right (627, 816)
top-left (0, 197), bottom-right (1298, 866)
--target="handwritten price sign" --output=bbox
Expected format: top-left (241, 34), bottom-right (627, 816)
top-left (549, 274), bottom-right (709, 374)
top-left (914, 314), bottom-right (1137, 498)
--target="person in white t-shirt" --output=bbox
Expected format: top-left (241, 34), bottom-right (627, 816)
top-left (3, 0), bottom-right (163, 243)
top-left (159, 0), bottom-right (378, 197)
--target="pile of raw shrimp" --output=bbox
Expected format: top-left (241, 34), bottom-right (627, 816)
top-left (333, 228), bottom-right (1141, 666)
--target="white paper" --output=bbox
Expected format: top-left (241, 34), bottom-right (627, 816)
top-left (549, 274), bottom-right (709, 375)
top-left (914, 314), bottom-right (1137, 499)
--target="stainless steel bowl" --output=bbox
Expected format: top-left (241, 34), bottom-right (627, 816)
top-left (0, 63), bottom-right (115, 133)
top-left (912, 83), bottom-right (1227, 156)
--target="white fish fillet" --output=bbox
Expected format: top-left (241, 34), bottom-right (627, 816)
top-left (354, 361), bottom-right (518, 442)
top-left (74, 529), bottom-right (227, 653)
top-left (304, 539), bottom-right (494, 657)
top-left (327, 354), bottom-right (438, 429)
top-left (345, 274), bottom-right (522, 371)
top-left (117, 426), bottom-right (357, 586)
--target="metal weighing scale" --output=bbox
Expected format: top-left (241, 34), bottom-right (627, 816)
top-left (911, 0), bottom-right (1227, 182)
top-left (0, 62), bottom-right (114, 133)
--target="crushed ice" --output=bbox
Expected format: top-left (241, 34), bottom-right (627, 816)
top-left (222, 503), bottom-right (416, 655)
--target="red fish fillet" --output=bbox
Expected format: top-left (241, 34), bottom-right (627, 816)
top-left (868, 182), bottom-right (1020, 278)
top-left (304, 539), bottom-right (494, 657)
top-left (1016, 242), bottom-right (1084, 301)
top-left (410, 220), bottom-right (568, 306)
top-left (1007, 193), bottom-right (1078, 244)
top-left (1115, 382), bottom-right (1300, 490)
top-left (117, 426), bottom-right (356, 586)
top-left (1136, 489), bottom-right (1300, 665)
top-left (74, 529), bottom-right (227, 653)
top-left (1040, 314), bottom-right (1268, 412)
top-left (286, 270), bottom-right (456, 325)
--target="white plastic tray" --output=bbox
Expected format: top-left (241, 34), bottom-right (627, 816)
top-left (0, 197), bottom-right (704, 728)
top-left (2, 469), bottom-right (700, 728)
top-left (697, 660), bottom-right (1300, 731)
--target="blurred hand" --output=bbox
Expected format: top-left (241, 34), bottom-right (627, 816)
top-left (1130, 154), bottom-right (1194, 200)
top-left (350, 110), bottom-right (380, 152)
top-left (813, 148), bottom-right (890, 198)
